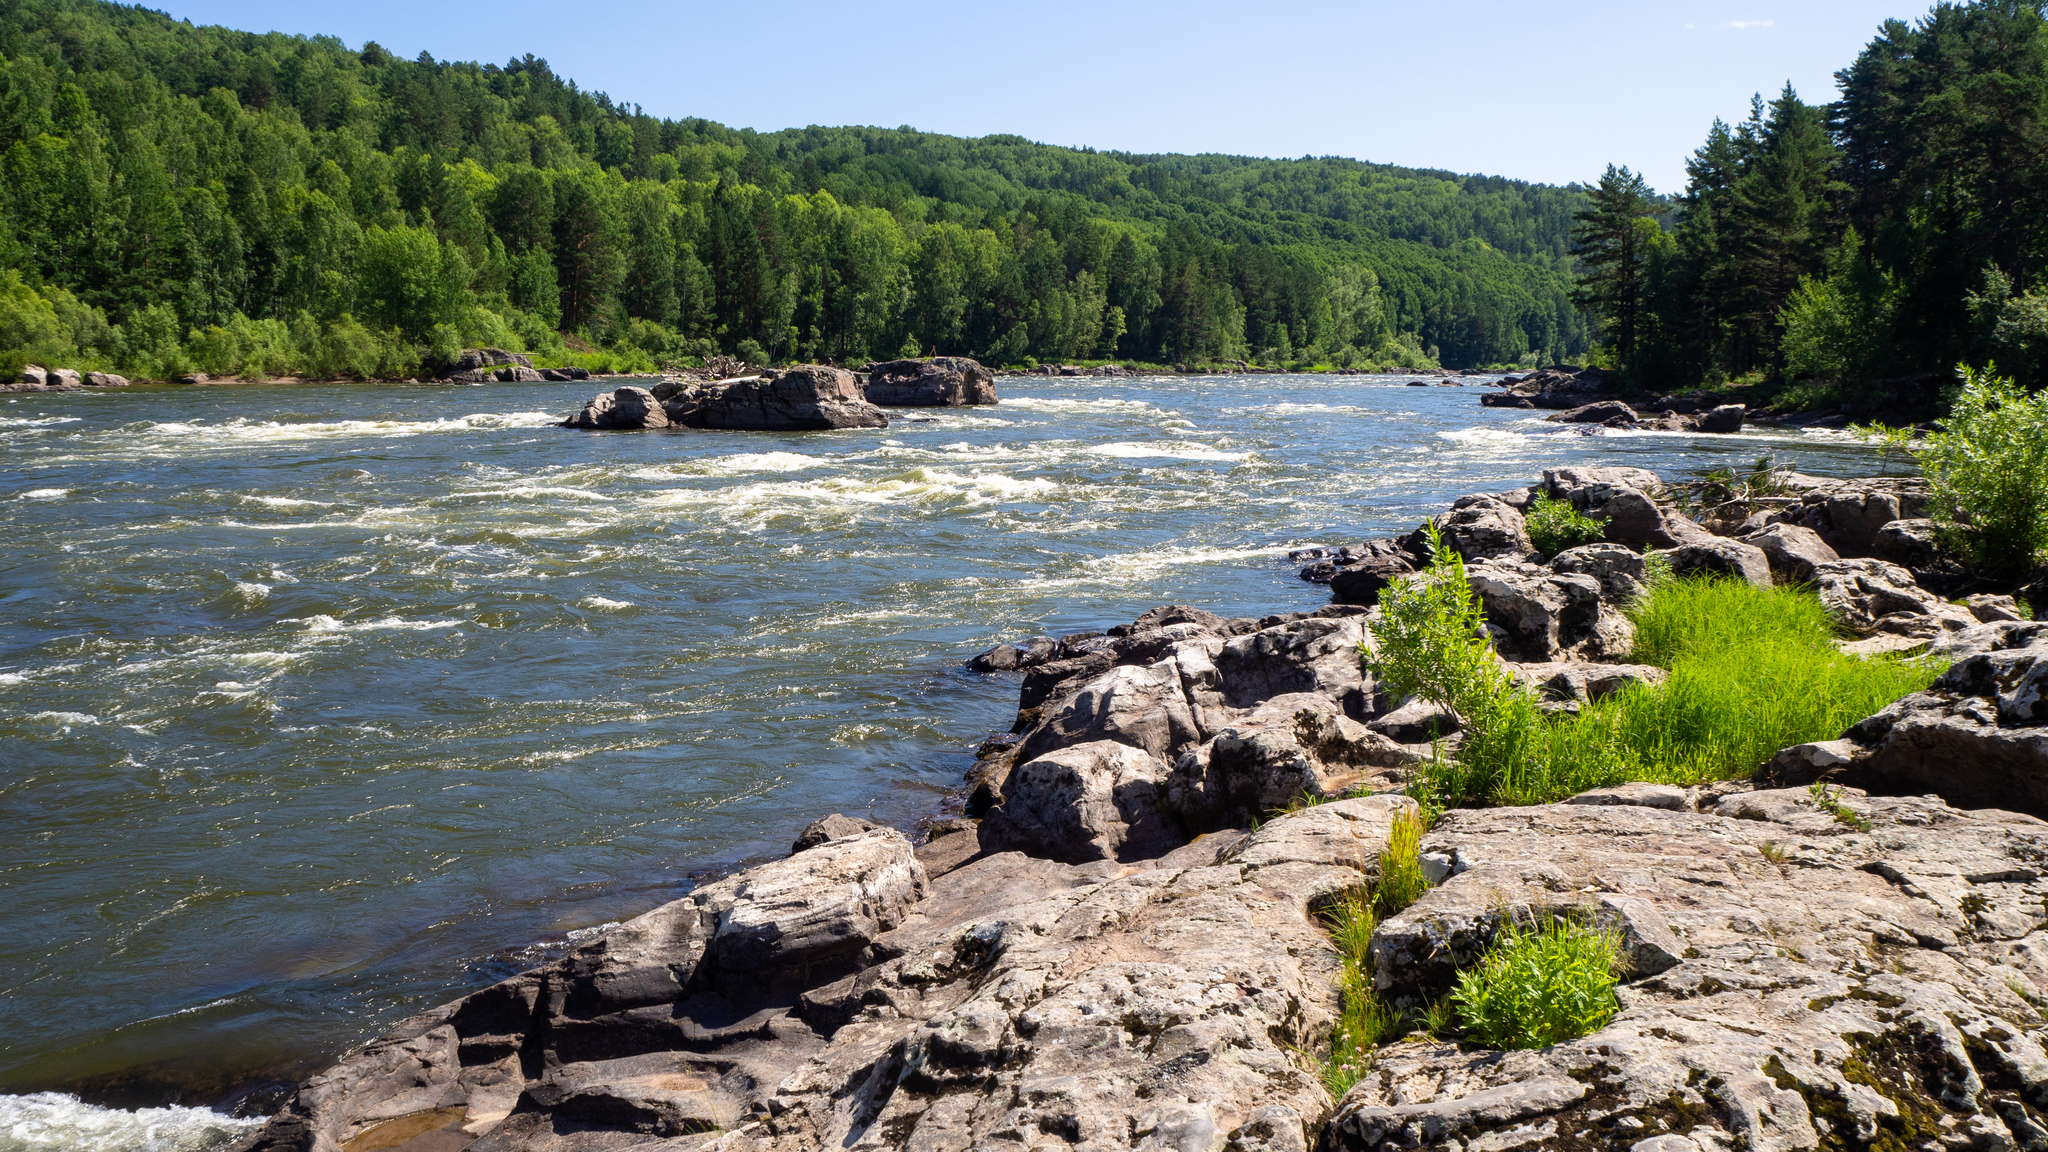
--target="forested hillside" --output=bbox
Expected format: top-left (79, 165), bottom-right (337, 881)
top-left (1573, 0), bottom-right (2048, 407)
top-left (0, 0), bottom-right (1589, 380)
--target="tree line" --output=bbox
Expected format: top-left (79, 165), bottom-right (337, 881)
top-left (1573, 0), bottom-right (2048, 405)
top-left (0, 0), bottom-right (1591, 381)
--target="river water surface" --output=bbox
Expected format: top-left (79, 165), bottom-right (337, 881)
top-left (0, 373), bottom-right (1883, 1149)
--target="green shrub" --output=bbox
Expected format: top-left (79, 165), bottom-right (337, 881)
top-left (1919, 364), bottom-right (2048, 578)
top-left (1524, 495), bottom-right (1606, 557)
top-left (1451, 916), bottom-right (1621, 1049)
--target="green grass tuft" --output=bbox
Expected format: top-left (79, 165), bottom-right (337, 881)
top-left (1451, 916), bottom-right (1622, 1050)
top-left (1404, 573), bottom-right (1940, 808)
top-left (1374, 808), bottom-right (1430, 918)
top-left (1524, 494), bottom-right (1607, 556)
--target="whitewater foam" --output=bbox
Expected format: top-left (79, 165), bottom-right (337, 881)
top-left (16, 489), bottom-right (70, 500)
top-left (0, 1092), bottom-right (259, 1152)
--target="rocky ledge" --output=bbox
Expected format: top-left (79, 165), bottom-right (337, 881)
top-left (230, 468), bottom-right (2048, 1152)
top-left (863, 357), bottom-right (998, 406)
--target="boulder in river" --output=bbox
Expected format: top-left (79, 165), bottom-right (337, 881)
top-left (82, 370), bottom-right (129, 387)
top-left (863, 356), bottom-right (997, 406)
top-left (650, 366), bottom-right (889, 431)
top-left (562, 386), bottom-right (671, 430)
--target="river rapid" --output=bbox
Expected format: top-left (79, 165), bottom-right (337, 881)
top-left (0, 373), bottom-right (1885, 1149)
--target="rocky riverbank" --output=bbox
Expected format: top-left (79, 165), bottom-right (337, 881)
top-left (227, 466), bottom-right (2048, 1152)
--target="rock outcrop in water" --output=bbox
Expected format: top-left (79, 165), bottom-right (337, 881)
top-left (862, 357), bottom-right (998, 406)
top-left (231, 467), bottom-right (2048, 1152)
top-left (561, 368), bottom-right (888, 432)
top-left (3, 364), bottom-right (128, 391)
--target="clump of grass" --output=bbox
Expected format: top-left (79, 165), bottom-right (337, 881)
top-left (1375, 808), bottom-right (1430, 918)
top-left (1316, 810), bottom-right (1439, 1098)
top-left (1525, 494), bottom-right (1606, 556)
top-left (1381, 543), bottom-right (1941, 807)
top-left (1451, 915), bottom-right (1622, 1050)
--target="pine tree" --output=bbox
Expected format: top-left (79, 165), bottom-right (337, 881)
top-left (1571, 165), bottom-right (1657, 375)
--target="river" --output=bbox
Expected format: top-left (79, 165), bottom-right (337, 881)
top-left (0, 373), bottom-right (1882, 1150)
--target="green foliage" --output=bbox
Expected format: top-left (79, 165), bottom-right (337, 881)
top-left (1316, 808), bottom-right (1437, 1099)
top-left (0, 0), bottom-right (1594, 379)
top-left (1379, 557), bottom-right (1939, 808)
top-left (1584, 3), bottom-right (2048, 399)
top-left (1847, 421), bottom-right (1918, 477)
top-left (1374, 809), bottom-right (1430, 919)
top-left (1451, 916), bottom-right (1621, 1050)
top-left (1917, 365), bottom-right (2048, 578)
top-left (1571, 165), bottom-right (1658, 376)
top-left (1524, 495), bottom-right (1606, 557)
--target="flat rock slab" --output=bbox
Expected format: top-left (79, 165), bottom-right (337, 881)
top-left (1342, 791), bottom-right (2048, 1151)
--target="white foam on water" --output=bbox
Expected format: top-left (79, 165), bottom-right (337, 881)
top-left (579, 596), bottom-right (635, 610)
top-left (999, 396), bottom-right (1157, 412)
top-left (294, 615), bottom-right (463, 634)
top-left (16, 488), bottom-right (70, 500)
top-left (1085, 442), bottom-right (1251, 463)
top-left (0, 1092), bottom-right (259, 1152)
top-left (231, 582), bottom-right (270, 603)
top-left (1439, 427), bottom-right (1532, 444)
top-left (713, 451), bottom-right (828, 473)
top-left (237, 495), bottom-right (336, 509)
top-left (131, 411), bottom-right (558, 446)
top-left (0, 415), bottom-right (83, 428)
top-left (444, 486), bottom-right (614, 502)
top-left (27, 711), bottom-right (98, 726)
top-left (0, 673), bottom-right (24, 686)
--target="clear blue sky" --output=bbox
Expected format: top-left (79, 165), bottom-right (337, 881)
top-left (156, 0), bottom-right (1919, 193)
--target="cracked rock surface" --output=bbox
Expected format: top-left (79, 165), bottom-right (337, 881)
top-left (1339, 789), bottom-right (2048, 1152)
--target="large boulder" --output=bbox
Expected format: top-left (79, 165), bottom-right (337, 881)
top-left (1545, 400), bottom-right (1639, 425)
top-left (981, 741), bottom-right (1178, 863)
top-left (1659, 537), bottom-right (1773, 588)
top-left (1342, 792), bottom-right (2048, 1151)
top-left (1016, 658), bottom-right (1202, 764)
top-left (1166, 694), bottom-right (1415, 831)
top-left (1464, 561), bottom-right (1635, 663)
top-left (454, 347), bottom-right (533, 373)
top-left (1214, 614), bottom-right (1371, 715)
top-left (1540, 466), bottom-right (1664, 506)
top-left (1696, 402), bottom-right (1745, 433)
top-left (1871, 516), bottom-right (1941, 568)
top-left (48, 368), bottom-right (80, 388)
top-left (1810, 558), bottom-right (1946, 634)
top-left (1434, 494), bottom-right (1533, 563)
top-left (1329, 555), bottom-right (1417, 605)
top-left (1547, 542), bottom-right (1649, 604)
top-left (1773, 478), bottom-right (1930, 557)
top-left (1740, 522), bottom-right (1839, 583)
top-left (688, 366), bottom-right (889, 431)
top-left (82, 371), bottom-right (129, 387)
top-left (562, 386), bottom-right (671, 430)
top-left (1601, 489), bottom-right (1715, 550)
top-left (863, 357), bottom-right (997, 406)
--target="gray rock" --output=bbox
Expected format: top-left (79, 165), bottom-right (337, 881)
top-left (1548, 541), bottom-right (1649, 604)
top-left (456, 347), bottom-right (533, 372)
top-left (1437, 495), bottom-right (1533, 562)
top-left (983, 740), bottom-right (1178, 863)
top-left (1340, 794), bottom-right (2048, 1152)
top-left (1740, 522), bottom-right (1839, 583)
top-left (1465, 561), bottom-right (1636, 663)
top-left (1811, 558), bottom-right (1943, 634)
top-left (691, 365), bottom-right (889, 431)
top-left (1541, 466), bottom-right (1665, 506)
top-left (1560, 781), bottom-right (1690, 810)
top-left (1659, 537), bottom-right (1773, 587)
top-left (563, 386), bottom-right (670, 430)
top-left (1367, 695), bottom-right (1461, 743)
top-left (48, 368), bottom-right (80, 387)
top-left (1966, 593), bottom-right (2028, 624)
top-left (1871, 517), bottom-right (1940, 568)
top-left (494, 366), bottom-right (544, 383)
top-left (82, 371), bottom-right (129, 387)
top-left (1546, 400), bottom-right (1640, 425)
top-left (1215, 615), bottom-right (1371, 713)
top-left (1509, 661), bottom-right (1668, 702)
top-left (17, 365), bottom-right (48, 387)
top-left (1329, 555), bottom-right (1416, 605)
top-left (1697, 402), bottom-right (1745, 433)
top-left (863, 357), bottom-right (997, 406)
top-left (1166, 694), bottom-right (1416, 831)
top-left (1017, 658), bottom-right (1202, 764)
top-left (789, 814), bottom-right (883, 855)
top-left (1598, 488), bottom-right (1715, 551)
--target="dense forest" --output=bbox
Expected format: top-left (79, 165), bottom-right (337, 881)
top-left (1575, 0), bottom-right (2048, 406)
top-left (0, 0), bottom-right (1591, 381)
